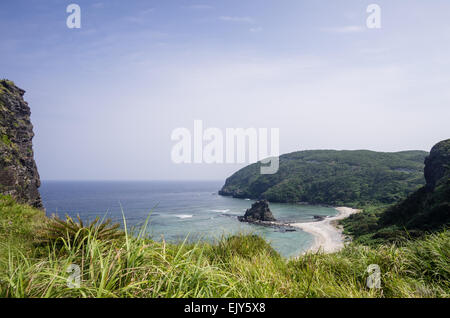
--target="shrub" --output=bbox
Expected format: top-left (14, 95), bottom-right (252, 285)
top-left (35, 215), bottom-right (123, 248)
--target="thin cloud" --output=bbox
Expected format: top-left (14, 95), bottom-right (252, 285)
top-left (250, 27), bottom-right (263, 33)
top-left (123, 8), bottom-right (155, 25)
top-left (359, 47), bottom-right (390, 55)
top-left (219, 16), bottom-right (254, 24)
top-left (92, 2), bottom-right (104, 9)
top-left (186, 4), bottom-right (214, 10)
top-left (322, 25), bottom-right (364, 33)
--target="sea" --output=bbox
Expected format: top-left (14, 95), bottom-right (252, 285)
top-left (40, 180), bottom-right (338, 258)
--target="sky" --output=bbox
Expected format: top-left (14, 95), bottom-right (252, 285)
top-left (0, 0), bottom-right (449, 180)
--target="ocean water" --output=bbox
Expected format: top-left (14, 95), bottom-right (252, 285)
top-left (40, 181), bottom-right (338, 258)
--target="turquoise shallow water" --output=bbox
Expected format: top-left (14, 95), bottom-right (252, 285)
top-left (40, 180), bottom-right (338, 258)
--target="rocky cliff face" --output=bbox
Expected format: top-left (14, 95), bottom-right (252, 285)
top-left (424, 139), bottom-right (450, 191)
top-left (0, 80), bottom-right (43, 208)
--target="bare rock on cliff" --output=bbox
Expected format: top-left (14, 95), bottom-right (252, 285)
top-left (238, 200), bottom-right (276, 223)
top-left (424, 139), bottom-right (450, 191)
top-left (0, 80), bottom-right (43, 208)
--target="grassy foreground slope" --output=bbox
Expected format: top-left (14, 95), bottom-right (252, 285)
top-left (1, 196), bottom-right (448, 298)
top-left (219, 150), bottom-right (427, 206)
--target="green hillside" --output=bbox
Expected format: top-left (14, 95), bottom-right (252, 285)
top-left (219, 149), bottom-right (428, 206)
top-left (342, 139), bottom-right (450, 244)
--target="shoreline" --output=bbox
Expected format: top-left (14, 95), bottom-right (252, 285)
top-left (289, 207), bottom-right (360, 255)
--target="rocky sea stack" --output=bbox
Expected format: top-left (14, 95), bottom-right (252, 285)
top-left (0, 80), bottom-right (43, 208)
top-left (238, 200), bottom-right (276, 223)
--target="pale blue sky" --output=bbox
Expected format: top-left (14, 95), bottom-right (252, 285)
top-left (1, 0), bottom-right (449, 180)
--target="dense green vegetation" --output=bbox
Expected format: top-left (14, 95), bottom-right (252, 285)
top-left (1, 195), bottom-right (449, 298)
top-left (342, 139), bottom-right (450, 245)
top-left (0, 79), bottom-right (15, 97)
top-left (219, 150), bottom-right (427, 206)
top-left (1, 134), bottom-right (12, 147)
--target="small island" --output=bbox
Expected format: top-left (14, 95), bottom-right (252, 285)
top-left (238, 200), bottom-right (297, 232)
top-left (238, 200), bottom-right (276, 223)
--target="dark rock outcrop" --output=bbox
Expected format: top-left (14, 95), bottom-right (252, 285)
top-left (238, 200), bottom-right (276, 223)
top-left (0, 80), bottom-right (43, 208)
top-left (424, 139), bottom-right (450, 191)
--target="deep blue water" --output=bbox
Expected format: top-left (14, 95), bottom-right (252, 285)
top-left (40, 180), bottom-right (337, 258)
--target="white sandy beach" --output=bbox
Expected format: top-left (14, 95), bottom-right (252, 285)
top-left (290, 207), bottom-right (360, 255)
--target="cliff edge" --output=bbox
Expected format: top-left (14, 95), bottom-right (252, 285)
top-left (0, 80), bottom-right (43, 208)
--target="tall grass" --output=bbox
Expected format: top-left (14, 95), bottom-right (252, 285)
top-left (0, 196), bottom-right (449, 298)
